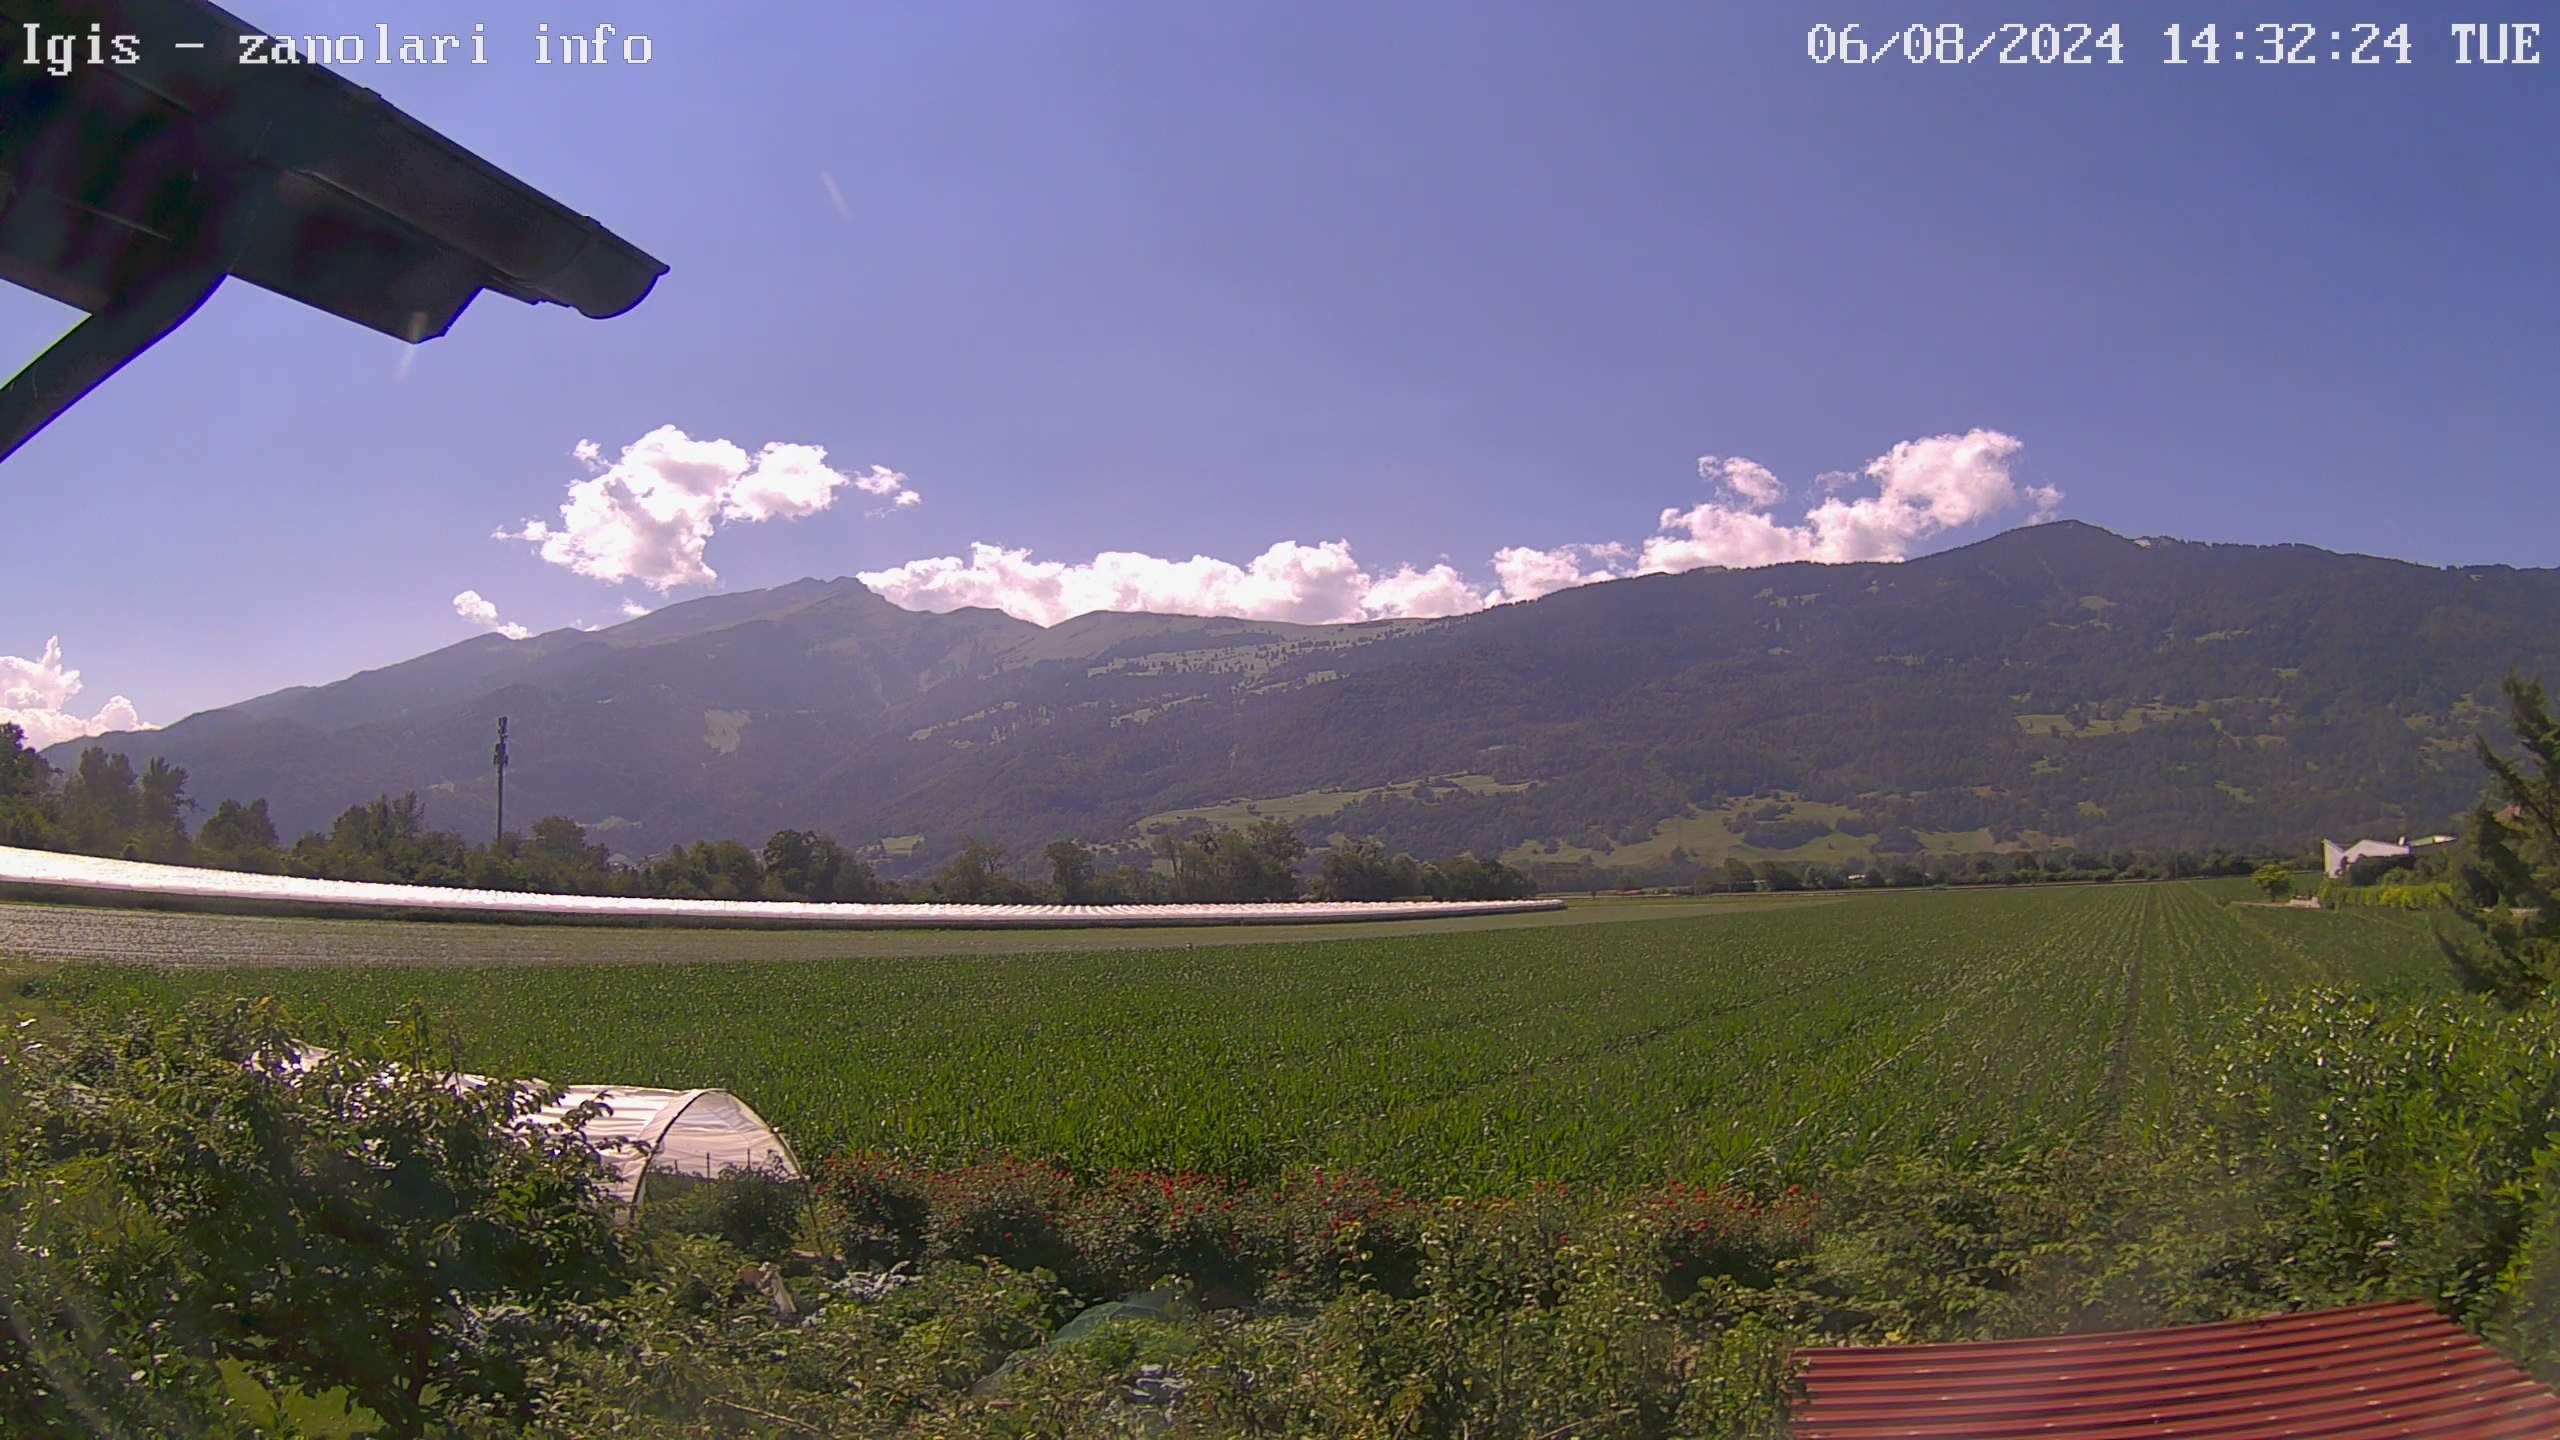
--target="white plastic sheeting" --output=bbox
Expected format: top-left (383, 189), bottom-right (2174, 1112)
top-left (0, 846), bottom-right (1563, 928)
top-left (279, 1044), bottom-right (800, 1214)
top-left (545, 1085), bottom-right (804, 1208)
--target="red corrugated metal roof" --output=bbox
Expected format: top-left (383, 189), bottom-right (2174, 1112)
top-left (1793, 1301), bottom-right (2560, 1439)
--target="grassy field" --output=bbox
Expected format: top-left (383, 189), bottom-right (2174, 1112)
top-left (1134, 772), bottom-right (1531, 835)
top-left (14, 883), bottom-right (2454, 1192)
top-left (1497, 791), bottom-right (2073, 870)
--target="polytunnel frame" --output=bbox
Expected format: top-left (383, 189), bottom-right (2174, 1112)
top-left (263, 1045), bottom-right (806, 1222)
top-left (615, 1086), bottom-right (810, 1220)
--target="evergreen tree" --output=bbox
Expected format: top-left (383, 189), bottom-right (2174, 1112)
top-left (2437, 674), bottom-right (2560, 1008)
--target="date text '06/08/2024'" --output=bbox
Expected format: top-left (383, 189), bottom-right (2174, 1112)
top-left (16, 21), bottom-right (656, 76)
top-left (1805, 21), bottom-right (2542, 66)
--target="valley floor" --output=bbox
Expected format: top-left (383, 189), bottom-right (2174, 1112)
top-left (13, 882), bottom-right (2452, 1188)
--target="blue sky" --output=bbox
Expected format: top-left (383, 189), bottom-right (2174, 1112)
top-left (5, 0), bottom-right (2553, 738)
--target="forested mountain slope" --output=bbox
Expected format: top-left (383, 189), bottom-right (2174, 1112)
top-left (56, 522), bottom-right (2560, 873)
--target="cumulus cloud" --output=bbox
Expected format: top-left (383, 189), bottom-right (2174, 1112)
top-left (857, 429), bottom-right (2052, 628)
top-left (858, 540), bottom-right (1488, 626)
top-left (452, 590), bottom-right (532, 641)
top-left (1487, 542), bottom-right (1632, 604)
top-left (1361, 563), bottom-right (1487, 619)
top-left (618, 599), bottom-right (654, 619)
top-left (1640, 429), bottom-right (2046, 575)
top-left (1, 637), bottom-right (153, 748)
top-left (495, 426), bottom-right (917, 593)
top-left (1698, 455), bottom-right (1784, 509)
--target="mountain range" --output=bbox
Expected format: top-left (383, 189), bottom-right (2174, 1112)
top-left (51, 522), bottom-right (2560, 878)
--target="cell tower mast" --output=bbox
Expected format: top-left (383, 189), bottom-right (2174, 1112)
top-left (493, 716), bottom-right (510, 847)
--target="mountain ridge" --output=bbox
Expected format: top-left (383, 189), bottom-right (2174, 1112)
top-left (50, 521), bottom-right (2560, 874)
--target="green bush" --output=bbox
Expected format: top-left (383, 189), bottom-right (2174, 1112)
top-left (2202, 989), bottom-right (2560, 1325)
top-left (0, 997), bottom-right (626, 1439)
top-left (1265, 1168), bottom-right (1429, 1300)
top-left (814, 1150), bottom-right (932, 1268)
top-left (2491, 1141), bottom-right (2560, 1380)
top-left (2318, 879), bottom-right (2455, 909)
top-left (921, 1155), bottom-right (1087, 1286)
top-left (1064, 1169), bottom-right (1274, 1303)
top-left (641, 1161), bottom-right (807, 1261)
top-left (1630, 1182), bottom-right (1820, 1302)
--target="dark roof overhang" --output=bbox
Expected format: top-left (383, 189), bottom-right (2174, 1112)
top-left (0, 0), bottom-right (667, 463)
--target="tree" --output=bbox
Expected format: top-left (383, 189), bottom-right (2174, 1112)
top-left (1314, 839), bottom-right (1400, 901)
top-left (2252, 862), bottom-right (2295, 902)
top-left (930, 837), bottom-right (1032, 904)
top-left (308, 793), bottom-right (468, 886)
top-left (1044, 839), bottom-right (1098, 903)
top-left (58, 746), bottom-right (139, 852)
top-left (763, 829), bottom-right (876, 902)
top-left (2437, 674), bottom-right (2560, 1007)
top-left (1175, 819), bottom-right (1306, 903)
top-left (0, 723), bottom-right (53, 847)
top-left (515, 815), bottom-right (612, 893)
top-left (133, 756), bottom-right (193, 862)
top-left (0, 722), bottom-right (44, 802)
top-left (528, 814), bottom-right (595, 864)
top-left (649, 838), bottom-right (766, 900)
top-left (196, 797), bottom-right (282, 871)
top-left (0, 999), bottom-right (625, 1437)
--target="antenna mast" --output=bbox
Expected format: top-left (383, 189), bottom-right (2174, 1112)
top-left (492, 716), bottom-right (510, 846)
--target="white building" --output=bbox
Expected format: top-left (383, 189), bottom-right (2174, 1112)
top-left (2321, 833), bottom-right (2456, 880)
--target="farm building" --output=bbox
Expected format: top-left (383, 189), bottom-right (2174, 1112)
top-left (2321, 833), bottom-right (2456, 880)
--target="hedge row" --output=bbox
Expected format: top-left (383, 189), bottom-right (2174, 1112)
top-left (812, 1153), bottom-right (1819, 1308)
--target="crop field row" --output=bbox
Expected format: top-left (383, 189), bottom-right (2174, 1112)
top-left (2223, 902), bottom-right (2453, 995)
top-left (13, 884), bottom-right (2456, 1191)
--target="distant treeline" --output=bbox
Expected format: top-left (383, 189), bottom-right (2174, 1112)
top-left (0, 726), bottom-right (1534, 905)
top-left (1526, 845), bottom-right (2301, 895)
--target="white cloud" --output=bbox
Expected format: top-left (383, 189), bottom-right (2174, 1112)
top-left (1362, 563), bottom-right (1488, 619)
top-left (0, 637), bottom-right (154, 748)
top-left (619, 599), bottom-right (654, 619)
top-left (1640, 429), bottom-right (2047, 575)
top-left (819, 169), bottom-right (852, 221)
top-left (496, 426), bottom-right (917, 593)
top-left (859, 539), bottom-right (1487, 626)
top-left (1487, 542), bottom-right (1631, 604)
top-left (1698, 455), bottom-right (1784, 509)
top-left (857, 429), bottom-right (2053, 627)
top-left (452, 589), bottom-right (533, 641)
top-left (850, 465), bottom-right (923, 512)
